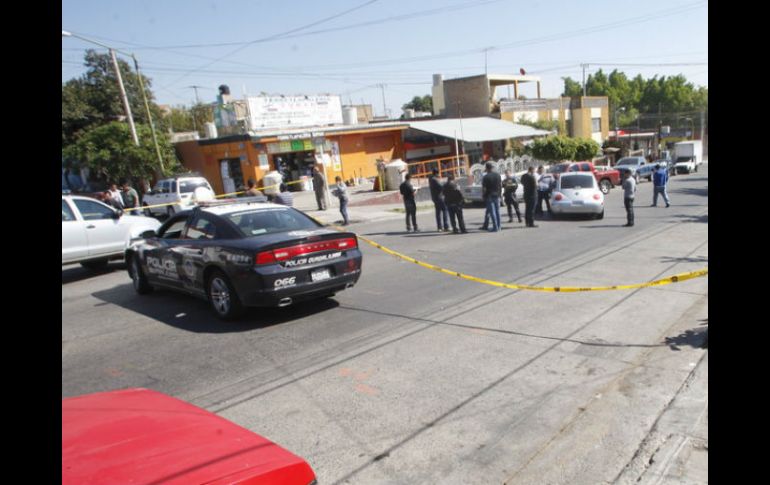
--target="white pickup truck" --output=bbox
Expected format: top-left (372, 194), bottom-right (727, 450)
top-left (673, 141), bottom-right (703, 174)
top-left (142, 176), bottom-right (215, 217)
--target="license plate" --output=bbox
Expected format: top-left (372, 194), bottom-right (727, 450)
top-left (572, 200), bottom-right (584, 205)
top-left (311, 268), bottom-right (331, 282)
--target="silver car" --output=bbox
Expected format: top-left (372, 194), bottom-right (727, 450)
top-left (550, 173), bottom-right (605, 219)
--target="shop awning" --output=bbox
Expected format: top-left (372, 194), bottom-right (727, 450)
top-left (408, 117), bottom-right (552, 142)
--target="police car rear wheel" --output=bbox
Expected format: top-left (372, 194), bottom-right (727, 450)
top-left (129, 255), bottom-right (153, 294)
top-left (207, 270), bottom-right (244, 320)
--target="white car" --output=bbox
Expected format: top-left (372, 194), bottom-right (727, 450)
top-left (550, 172), bottom-right (605, 219)
top-left (62, 195), bottom-right (161, 269)
top-left (142, 176), bottom-right (215, 217)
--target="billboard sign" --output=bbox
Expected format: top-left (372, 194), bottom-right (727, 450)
top-left (248, 95), bottom-right (343, 130)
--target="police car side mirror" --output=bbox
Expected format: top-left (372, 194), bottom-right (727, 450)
top-left (140, 229), bottom-right (157, 239)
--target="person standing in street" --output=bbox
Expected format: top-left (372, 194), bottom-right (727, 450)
top-left (312, 166), bottom-right (327, 210)
top-left (332, 176), bottom-right (350, 225)
top-left (120, 180), bottom-right (140, 215)
top-left (521, 166), bottom-right (538, 228)
top-left (535, 165), bottom-right (553, 216)
top-left (651, 163), bottom-right (671, 208)
top-left (399, 173), bottom-right (419, 232)
top-left (482, 162), bottom-right (502, 232)
top-left (622, 169), bottom-right (637, 227)
top-left (503, 170), bottom-right (522, 223)
top-left (244, 179), bottom-right (264, 197)
top-left (428, 168), bottom-right (450, 232)
top-left (100, 191), bottom-right (123, 211)
top-left (443, 173), bottom-right (467, 234)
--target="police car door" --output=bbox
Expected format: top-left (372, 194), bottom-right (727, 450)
top-left (175, 213), bottom-right (218, 295)
top-left (143, 213), bottom-right (189, 289)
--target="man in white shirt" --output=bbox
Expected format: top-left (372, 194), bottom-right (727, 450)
top-left (108, 183), bottom-right (124, 209)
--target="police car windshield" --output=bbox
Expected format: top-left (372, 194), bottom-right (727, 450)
top-left (179, 179), bottom-right (211, 193)
top-left (224, 208), bottom-right (319, 237)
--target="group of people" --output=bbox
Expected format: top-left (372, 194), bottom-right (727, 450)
top-left (311, 166), bottom-right (350, 226)
top-left (97, 181), bottom-right (140, 214)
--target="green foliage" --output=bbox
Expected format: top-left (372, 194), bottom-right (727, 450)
top-left (165, 104), bottom-right (214, 134)
top-left (516, 116), bottom-right (559, 132)
top-left (529, 136), bottom-right (577, 162)
top-left (62, 50), bottom-right (164, 145)
top-left (561, 70), bottom-right (708, 127)
top-left (573, 138), bottom-right (601, 161)
top-left (402, 95), bottom-right (433, 112)
top-left (63, 122), bottom-right (180, 182)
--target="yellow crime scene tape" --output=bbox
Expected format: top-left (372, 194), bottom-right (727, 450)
top-left (355, 234), bottom-right (707, 292)
top-left (137, 179), bottom-right (306, 211)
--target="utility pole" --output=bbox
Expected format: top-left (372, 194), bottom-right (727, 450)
top-left (110, 49), bottom-right (139, 146)
top-left (133, 55), bottom-right (164, 174)
top-left (63, 31), bottom-right (139, 147)
top-left (188, 85), bottom-right (204, 105)
top-left (379, 83), bottom-right (388, 118)
top-left (699, 110), bottom-right (705, 142)
top-left (581, 63), bottom-right (588, 97)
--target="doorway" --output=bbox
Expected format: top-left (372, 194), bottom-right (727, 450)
top-left (219, 158), bottom-right (244, 195)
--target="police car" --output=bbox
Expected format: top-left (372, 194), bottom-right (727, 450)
top-left (126, 198), bottom-right (362, 320)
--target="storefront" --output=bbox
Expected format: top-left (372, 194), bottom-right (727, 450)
top-left (175, 123), bottom-right (408, 195)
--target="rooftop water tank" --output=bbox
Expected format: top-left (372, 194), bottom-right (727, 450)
top-left (342, 106), bottom-right (358, 125)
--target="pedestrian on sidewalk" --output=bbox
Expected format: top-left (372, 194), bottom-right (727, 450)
top-left (521, 166), bottom-right (538, 227)
top-left (651, 163), bottom-right (671, 208)
top-left (622, 169), bottom-right (637, 226)
top-left (274, 183), bottom-right (294, 207)
top-left (535, 165), bottom-right (553, 216)
top-left (332, 176), bottom-right (349, 226)
top-left (312, 166), bottom-right (327, 210)
top-left (399, 173), bottom-right (419, 232)
top-left (482, 162), bottom-right (502, 232)
top-left (429, 168), bottom-right (450, 232)
top-left (443, 174), bottom-right (467, 233)
top-left (503, 169), bottom-right (522, 223)
top-left (244, 179), bottom-right (263, 197)
top-left (120, 179), bottom-right (140, 215)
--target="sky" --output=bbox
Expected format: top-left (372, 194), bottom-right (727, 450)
top-left (62, 0), bottom-right (708, 117)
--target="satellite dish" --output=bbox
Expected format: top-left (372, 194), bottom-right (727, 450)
top-left (520, 68), bottom-right (526, 75)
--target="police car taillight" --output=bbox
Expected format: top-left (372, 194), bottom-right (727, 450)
top-left (255, 237), bottom-right (357, 265)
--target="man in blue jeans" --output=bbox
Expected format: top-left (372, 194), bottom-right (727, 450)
top-left (651, 164), bottom-right (671, 207)
top-left (428, 168), bottom-right (450, 231)
top-left (481, 162), bottom-right (502, 232)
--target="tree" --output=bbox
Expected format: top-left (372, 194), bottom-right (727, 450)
top-left (402, 95), bottom-right (433, 112)
top-left (573, 138), bottom-right (601, 161)
top-left (164, 103), bottom-right (214, 134)
top-left (62, 49), bottom-right (166, 145)
top-left (529, 136), bottom-right (577, 162)
top-left (516, 116), bottom-right (559, 132)
top-left (63, 122), bottom-right (181, 183)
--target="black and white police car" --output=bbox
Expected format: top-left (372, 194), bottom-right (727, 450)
top-left (125, 198), bottom-right (362, 319)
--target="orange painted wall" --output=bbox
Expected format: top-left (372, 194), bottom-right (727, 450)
top-left (327, 129), bottom-right (404, 182)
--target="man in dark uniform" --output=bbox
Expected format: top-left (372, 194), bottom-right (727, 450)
top-left (503, 169), bottom-right (522, 223)
top-left (521, 166), bottom-right (538, 227)
top-left (481, 162), bottom-right (502, 232)
top-left (428, 168), bottom-right (450, 232)
top-left (399, 173), bottom-right (419, 232)
top-left (443, 174), bottom-right (467, 234)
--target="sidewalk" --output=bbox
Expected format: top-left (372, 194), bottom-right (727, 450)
top-left (291, 181), bottom-right (411, 226)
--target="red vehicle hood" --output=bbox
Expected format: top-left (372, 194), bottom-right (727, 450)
top-left (62, 388), bottom-right (315, 485)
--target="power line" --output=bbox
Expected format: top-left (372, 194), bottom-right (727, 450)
top-left (161, 0), bottom-right (380, 88)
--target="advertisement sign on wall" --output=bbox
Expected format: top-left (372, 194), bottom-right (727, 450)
top-left (247, 95), bottom-right (343, 129)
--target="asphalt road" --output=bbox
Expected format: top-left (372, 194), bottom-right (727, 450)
top-left (62, 165), bottom-right (708, 484)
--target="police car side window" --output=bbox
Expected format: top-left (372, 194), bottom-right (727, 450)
top-left (186, 216), bottom-right (216, 240)
top-left (158, 216), bottom-right (188, 239)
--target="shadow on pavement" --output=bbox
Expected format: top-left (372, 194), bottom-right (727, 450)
top-left (671, 186), bottom-right (708, 197)
top-left (62, 261), bottom-right (127, 285)
top-left (665, 321), bottom-right (708, 351)
top-left (660, 255), bottom-right (708, 264)
top-left (672, 213), bottom-right (708, 224)
top-left (91, 283), bottom-right (340, 334)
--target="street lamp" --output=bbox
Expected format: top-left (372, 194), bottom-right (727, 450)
top-left (614, 106), bottom-right (626, 136)
top-left (62, 30), bottom-right (164, 173)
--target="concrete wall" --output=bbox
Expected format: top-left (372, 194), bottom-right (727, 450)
top-left (443, 75), bottom-right (490, 118)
